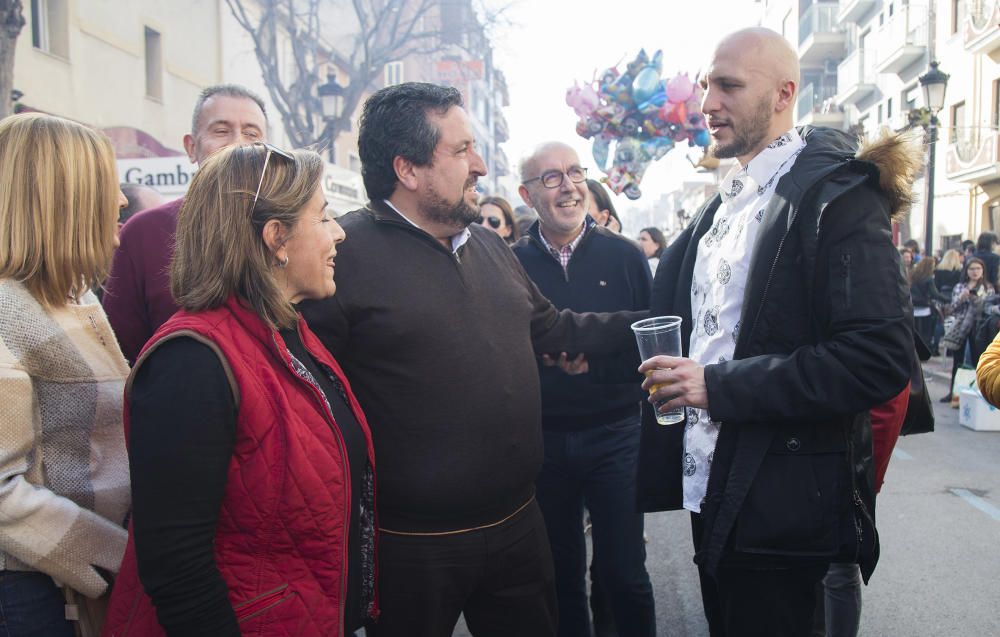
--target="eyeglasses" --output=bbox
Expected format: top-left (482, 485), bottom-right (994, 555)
top-left (251, 142), bottom-right (295, 213)
top-left (522, 166), bottom-right (588, 189)
top-left (481, 216), bottom-right (502, 229)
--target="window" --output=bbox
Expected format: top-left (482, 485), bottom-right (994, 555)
top-left (144, 27), bottom-right (163, 101)
top-left (952, 0), bottom-right (967, 34)
top-left (384, 61), bottom-right (404, 87)
top-left (903, 85), bottom-right (920, 112)
top-left (30, 0), bottom-right (68, 58)
top-left (887, 98), bottom-right (893, 120)
top-left (877, 103), bottom-right (884, 123)
top-left (993, 78), bottom-right (1000, 128)
top-left (950, 101), bottom-right (965, 142)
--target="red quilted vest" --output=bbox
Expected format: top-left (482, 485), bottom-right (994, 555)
top-left (103, 297), bottom-right (377, 636)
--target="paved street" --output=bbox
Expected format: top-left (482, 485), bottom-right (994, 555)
top-left (456, 355), bottom-right (1000, 636)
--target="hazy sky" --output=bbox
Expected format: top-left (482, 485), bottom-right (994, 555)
top-left (489, 0), bottom-right (763, 213)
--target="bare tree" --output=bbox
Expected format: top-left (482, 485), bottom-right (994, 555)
top-left (225, 0), bottom-right (503, 149)
top-left (0, 1), bottom-right (25, 120)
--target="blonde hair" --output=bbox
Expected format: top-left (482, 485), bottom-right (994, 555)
top-left (171, 144), bottom-right (324, 329)
top-left (937, 249), bottom-right (962, 272)
top-left (0, 113), bottom-right (120, 307)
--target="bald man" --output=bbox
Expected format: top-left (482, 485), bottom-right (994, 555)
top-left (514, 142), bottom-right (654, 637)
top-left (634, 28), bottom-right (918, 636)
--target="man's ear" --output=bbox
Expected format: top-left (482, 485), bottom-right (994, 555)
top-left (183, 134), bottom-right (197, 164)
top-left (774, 79), bottom-right (797, 114)
top-left (394, 156), bottom-right (420, 192)
top-left (262, 219), bottom-right (289, 262)
top-left (518, 184), bottom-right (534, 208)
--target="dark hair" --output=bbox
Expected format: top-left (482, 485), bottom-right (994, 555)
top-left (479, 195), bottom-right (520, 243)
top-left (191, 84), bottom-right (267, 135)
top-left (903, 238), bottom-right (920, 254)
top-left (586, 179), bottom-right (620, 227)
top-left (119, 183), bottom-right (159, 224)
top-left (962, 256), bottom-right (989, 286)
top-left (962, 239), bottom-right (976, 253)
top-left (359, 82), bottom-right (464, 201)
top-left (640, 226), bottom-right (667, 259)
top-left (977, 232), bottom-right (999, 252)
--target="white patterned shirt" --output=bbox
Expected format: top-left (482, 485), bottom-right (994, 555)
top-left (683, 129), bottom-right (806, 512)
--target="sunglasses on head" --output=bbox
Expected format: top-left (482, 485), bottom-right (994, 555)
top-left (251, 142), bottom-right (295, 213)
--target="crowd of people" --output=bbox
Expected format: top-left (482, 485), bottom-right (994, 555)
top-left (3, 23), bottom-right (995, 637)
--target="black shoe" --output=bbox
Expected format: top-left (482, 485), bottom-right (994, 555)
top-left (939, 394), bottom-right (953, 403)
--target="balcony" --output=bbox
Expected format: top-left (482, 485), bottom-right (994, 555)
top-left (799, 3), bottom-right (846, 65)
top-left (494, 111), bottom-right (509, 143)
top-left (875, 4), bottom-right (929, 75)
top-left (797, 82), bottom-right (845, 127)
top-left (964, 0), bottom-right (1000, 56)
top-left (836, 48), bottom-right (878, 105)
top-left (838, 0), bottom-right (876, 24)
top-left (946, 128), bottom-right (1000, 184)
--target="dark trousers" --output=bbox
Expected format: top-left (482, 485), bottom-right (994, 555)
top-left (536, 415), bottom-right (655, 637)
top-left (0, 571), bottom-right (75, 637)
top-left (691, 513), bottom-right (828, 637)
top-left (366, 499), bottom-right (556, 637)
top-left (810, 562), bottom-right (862, 637)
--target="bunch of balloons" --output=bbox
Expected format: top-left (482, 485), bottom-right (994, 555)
top-left (566, 49), bottom-right (710, 200)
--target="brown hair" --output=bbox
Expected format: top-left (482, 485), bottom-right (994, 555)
top-left (479, 195), bottom-right (520, 243)
top-left (171, 144), bottom-right (324, 328)
top-left (0, 114), bottom-right (120, 307)
top-left (910, 255), bottom-right (935, 284)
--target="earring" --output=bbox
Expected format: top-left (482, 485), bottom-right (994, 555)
top-left (278, 255), bottom-right (289, 268)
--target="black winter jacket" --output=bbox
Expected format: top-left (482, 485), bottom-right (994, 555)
top-left (637, 126), bottom-right (919, 582)
top-left (512, 221), bottom-right (651, 430)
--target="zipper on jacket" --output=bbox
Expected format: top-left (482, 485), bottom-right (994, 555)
top-left (235, 584), bottom-right (291, 622)
top-left (274, 331), bottom-right (352, 636)
top-left (841, 253), bottom-right (853, 310)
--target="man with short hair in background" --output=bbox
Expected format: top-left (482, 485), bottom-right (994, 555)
top-left (513, 142), bottom-right (655, 637)
top-left (103, 84), bottom-right (268, 362)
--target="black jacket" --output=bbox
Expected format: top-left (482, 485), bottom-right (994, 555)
top-left (910, 276), bottom-right (949, 309)
top-left (512, 220), bottom-right (651, 430)
top-left (637, 127), bottom-right (919, 582)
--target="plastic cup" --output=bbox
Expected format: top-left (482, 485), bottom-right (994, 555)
top-left (631, 316), bottom-right (684, 425)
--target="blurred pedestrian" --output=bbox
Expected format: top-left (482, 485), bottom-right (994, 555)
top-left (903, 238), bottom-right (921, 262)
top-left (899, 247), bottom-right (914, 279)
top-left (299, 82), bottom-right (643, 637)
top-left (478, 195), bottom-right (519, 244)
top-left (103, 84), bottom-right (269, 363)
top-left (909, 257), bottom-right (948, 352)
top-left (637, 227), bottom-right (666, 275)
top-left (586, 179), bottom-right (622, 233)
top-left (514, 141), bottom-right (654, 637)
top-left (104, 143), bottom-right (376, 636)
top-left (961, 239), bottom-right (976, 263)
top-left (0, 113), bottom-right (131, 636)
top-left (973, 231), bottom-right (1000, 287)
top-left (941, 257), bottom-right (995, 405)
top-left (933, 249), bottom-right (963, 355)
top-left (636, 28), bottom-right (916, 637)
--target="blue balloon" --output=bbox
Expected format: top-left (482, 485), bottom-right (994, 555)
top-left (694, 129), bottom-right (711, 148)
top-left (631, 66), bottom-right (661, 105)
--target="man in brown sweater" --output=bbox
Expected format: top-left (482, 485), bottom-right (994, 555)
top-left (300, 83), bottom-right (642, 637)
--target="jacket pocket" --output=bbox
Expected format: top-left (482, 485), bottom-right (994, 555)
top-left (234, 584), bottom-right (295, 623)
top-left (733, 447), bottom-right (847, 556)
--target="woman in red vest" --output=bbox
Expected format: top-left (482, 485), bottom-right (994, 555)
top-left (104, 143), bottom-right (376, 636)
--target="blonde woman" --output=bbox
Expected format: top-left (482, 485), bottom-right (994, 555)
top-left (104, 143), bottom-right (376, 636)
top-left (0, 114), bottom-right (130, 635)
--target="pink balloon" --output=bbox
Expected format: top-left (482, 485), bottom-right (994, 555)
top-left (665, 73), bottom-right (694, 104)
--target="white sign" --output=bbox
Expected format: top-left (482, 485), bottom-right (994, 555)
top-left (117, 157), bottom-right (197, 197)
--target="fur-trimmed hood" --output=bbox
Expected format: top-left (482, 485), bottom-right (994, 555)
top-left (855, 128), bottom-right (926, 222)
top-left (794, 126), bottom-right (925, 223)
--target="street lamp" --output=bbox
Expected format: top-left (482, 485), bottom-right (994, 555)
top-left (919, 61), bottom-right (949, 258)
top-left (317, 73), bottom-right (345, 164)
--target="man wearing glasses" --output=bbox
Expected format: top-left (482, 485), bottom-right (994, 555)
top-left (103, 84), bottom-right (268, 363)
top-left (300, 84), bottom-right (643, 637)
top-left (513, 142), bottom-right (655, 637)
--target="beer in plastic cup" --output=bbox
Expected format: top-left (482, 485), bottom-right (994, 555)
top-left (631, 316), bottom-right (684, 425)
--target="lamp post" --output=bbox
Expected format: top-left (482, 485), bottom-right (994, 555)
top-left (919, 61), bottom-right (949, 258)
top-left (317, 73), bottom-right (345, 164)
